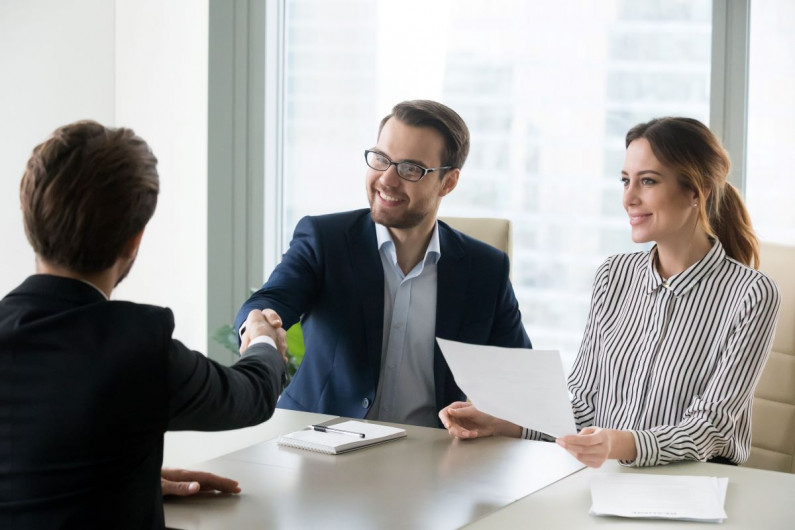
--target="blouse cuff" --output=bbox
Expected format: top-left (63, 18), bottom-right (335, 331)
top-left (521, 427), bottom-right (555, 442)
top-left (629, 430), bottom-right (660, 467)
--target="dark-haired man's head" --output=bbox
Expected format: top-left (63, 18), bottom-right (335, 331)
top-left (20, 120), bottom-right (159, 286)
top-left (378, 100), bottom-right (470, 171)
top-left (366, 100), bottom-right (469, 234)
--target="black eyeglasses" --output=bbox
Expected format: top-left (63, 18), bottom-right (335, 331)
top-left (364, 150), bottom-right (453, 182)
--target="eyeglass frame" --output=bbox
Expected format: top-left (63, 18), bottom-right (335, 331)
top-left (364, 149), bottom-right (454, 182)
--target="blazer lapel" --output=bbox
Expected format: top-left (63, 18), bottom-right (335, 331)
top-left (434, 222), bottom-right (469, 410)
top-left (435, 222), bottom-right (468, 340)
top-left (346, 213), bottom-right (385, 382)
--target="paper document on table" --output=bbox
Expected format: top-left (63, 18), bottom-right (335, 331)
top-left (437, 338), bottom-right (576, 437)
top-left (590, 474), bottom-right (729, 523)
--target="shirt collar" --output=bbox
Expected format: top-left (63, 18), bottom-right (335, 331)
top-left (375, 222), bottom-right (442, 268)
top-left (645, 239), bottom-right (726, 296)
top-left (11, 274), bottom-right (109, 306)
top-left (77, 278), bottom-right (110, 300)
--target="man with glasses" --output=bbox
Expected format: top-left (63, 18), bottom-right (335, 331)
top-left (236, 100), bottom-right (531, 427)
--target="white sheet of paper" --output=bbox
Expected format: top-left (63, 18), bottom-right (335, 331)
top-left (437, 338), bottom-right (576, 437)
top-left (589, 474), bottom-right (729, 523)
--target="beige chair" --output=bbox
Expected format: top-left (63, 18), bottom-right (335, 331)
top-left (439, 217), bottom-right (513, 262)
top-left (745, 242), bottom-right (795, 473)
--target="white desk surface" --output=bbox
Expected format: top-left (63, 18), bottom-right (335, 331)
top-left (164, 414), bottom-right (584, 529)
top-left (164, 410), bottom-right (795, 529)
top-left (163, 408), bottom-right (337, 468)
top-left (467, 459), bottom-right (795, 529)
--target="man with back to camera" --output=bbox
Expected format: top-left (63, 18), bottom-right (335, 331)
top-left (0, 121), bottom-right (288, 529)
top-left (236, 100), bottom-right (531, 427)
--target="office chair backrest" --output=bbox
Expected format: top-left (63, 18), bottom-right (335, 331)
top-left (439, 217), bottom-right (513, 264)
top-left (746, 242), bottom-right (795, 473)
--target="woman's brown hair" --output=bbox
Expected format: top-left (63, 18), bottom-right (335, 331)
top-left (626, 117), bottom-right (759, 268)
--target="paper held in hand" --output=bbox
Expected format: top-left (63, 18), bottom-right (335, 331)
top-left (437, 338), bottom-right (576, 437)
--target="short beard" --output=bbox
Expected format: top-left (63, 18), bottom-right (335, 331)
top-left (369, 206), bottom-right (426, 230)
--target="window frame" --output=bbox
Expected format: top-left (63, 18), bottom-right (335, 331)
top-left (206, 0), bottom-right (751, 363)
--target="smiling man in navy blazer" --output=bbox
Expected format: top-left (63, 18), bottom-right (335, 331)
top-left (236, 100), bottom-right (531, 427)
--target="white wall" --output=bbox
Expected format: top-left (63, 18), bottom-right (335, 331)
top-left (113, 0), bottom-right (209, 352)
top-left (0, 0), bottom-right (115, 297)
top-left (0, 0), bottom-right (210, 353)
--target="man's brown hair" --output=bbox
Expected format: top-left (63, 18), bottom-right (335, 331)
top-left (379, 100), bottom-right (470, 170)
top-left (20, 120), bottom-right (159, 273)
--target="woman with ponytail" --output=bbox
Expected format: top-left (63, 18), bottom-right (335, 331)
top-left (624, 117), bottom-right (759, 268)
top-left (440, 117), bottom-right (781, 468)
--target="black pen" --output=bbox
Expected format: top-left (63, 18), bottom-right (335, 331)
top-left (311, 424), bottom-right (366, 438)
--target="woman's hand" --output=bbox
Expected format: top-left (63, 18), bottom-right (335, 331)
top-left (556, 427), bottom-right (637, 467)
top-left (439, 402), bottom-right (521, 439)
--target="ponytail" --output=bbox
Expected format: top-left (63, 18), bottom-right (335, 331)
top-left (708, 183), bottom-right (759, 269)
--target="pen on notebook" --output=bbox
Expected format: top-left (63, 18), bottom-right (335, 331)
top-left (311, 425), bottom-right (366, 438)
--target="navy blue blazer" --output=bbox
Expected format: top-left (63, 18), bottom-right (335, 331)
top-left (236, 209), bottom-right (531, 420)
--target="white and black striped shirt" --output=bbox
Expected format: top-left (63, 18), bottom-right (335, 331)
top-left (523, 240), bottom-right (781, 466)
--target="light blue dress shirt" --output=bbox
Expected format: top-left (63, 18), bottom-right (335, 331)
top-left (365, 222), bottom-right (440, 427)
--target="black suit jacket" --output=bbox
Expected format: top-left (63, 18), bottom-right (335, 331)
top-left (0, 275), bottom-right (285, 529)
top-left (236, 209), bottom-right (531, 420)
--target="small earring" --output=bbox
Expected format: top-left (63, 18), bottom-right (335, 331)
top-left (692, 202), bottom-right (698, 208)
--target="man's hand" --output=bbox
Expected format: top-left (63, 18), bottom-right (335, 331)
top-left (161, 468), bottom-right (241, 496)
top-left (439, 402), bottom-right (522, 439)
top-left (239, 309), bottom-right (288, 362)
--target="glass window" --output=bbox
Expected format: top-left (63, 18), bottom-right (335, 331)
top-left (746, 0), bottom-right (795, 245)
top-left (281, 0), bottom-right (712, 369)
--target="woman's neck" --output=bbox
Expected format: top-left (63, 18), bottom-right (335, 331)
top-left (655, 232), bottom-right (713, 279)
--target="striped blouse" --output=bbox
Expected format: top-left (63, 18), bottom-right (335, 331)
top-left (522, 240), bottom-right (781, 466)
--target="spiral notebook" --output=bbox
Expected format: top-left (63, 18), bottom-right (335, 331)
top-left (277, 420), bottom-right (407, 454)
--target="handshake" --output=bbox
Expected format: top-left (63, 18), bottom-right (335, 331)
top-left (239, 308), bottom-right (288, 363)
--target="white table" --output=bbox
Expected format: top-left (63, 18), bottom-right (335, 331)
top-left (164, 410), bottom-right (795, 529)
top-left (163, 408), bottom-right (336, 468)
top-left (164, 412), bottom-right (583, 529)
top-left (467, 458), bottom-right (795, 528)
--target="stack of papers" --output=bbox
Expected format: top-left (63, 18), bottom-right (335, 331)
top-left (590, 474), bottom-right (729, 523)
top-left (437, 338), bottom-right (576, 437)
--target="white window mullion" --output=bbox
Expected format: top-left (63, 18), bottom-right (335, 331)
top-left (263, 0), bottom-right (286, 277)
top-left (207, 0), bottom-right (270, 364)
top-left (710, 0), bottom-right (751, 193)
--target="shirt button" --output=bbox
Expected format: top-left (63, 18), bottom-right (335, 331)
top-left (362, 398), bottom-right (370, 408)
